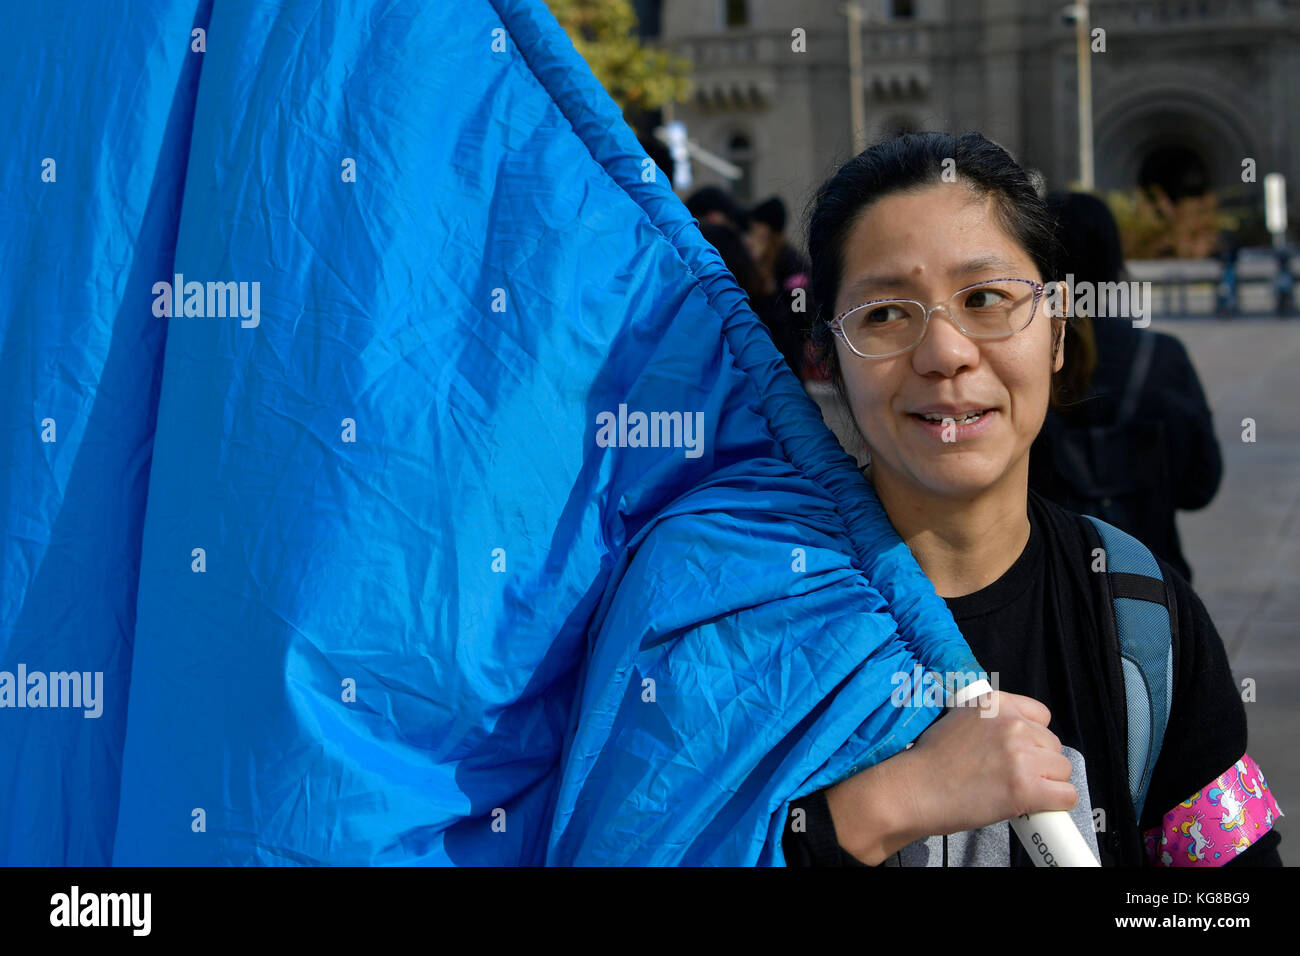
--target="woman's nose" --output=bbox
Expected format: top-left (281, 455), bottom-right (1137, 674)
top-left (911, 306), bottom-right (979, 375)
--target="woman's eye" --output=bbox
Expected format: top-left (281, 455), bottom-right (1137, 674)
top-left (965, 288), bottom-right (1008, 309)
top-left (865, 304), bottom-right (907, 324)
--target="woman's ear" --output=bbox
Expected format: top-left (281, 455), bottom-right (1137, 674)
top-left (1051, 317), bottom-right (1066, 373)
top-left (1045, 279), bottom-right (1070, 319)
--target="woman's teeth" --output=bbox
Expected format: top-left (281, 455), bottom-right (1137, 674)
top-left (919, 411), bottom-right (986, 423)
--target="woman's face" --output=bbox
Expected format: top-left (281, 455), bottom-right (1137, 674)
top-left (833, 183), bottom-right (1064, 503)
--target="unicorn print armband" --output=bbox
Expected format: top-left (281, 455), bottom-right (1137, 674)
top-left (1143, 753), bottom-right (1283, 866)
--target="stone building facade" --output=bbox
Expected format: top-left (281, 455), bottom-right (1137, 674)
top-left (636, 0), bottom-right (1300, 245)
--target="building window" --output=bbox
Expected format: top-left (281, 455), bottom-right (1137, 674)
top-left (723, 0), bottom-right (748, 29)
top-left (728, 131), bottom-right (754, 204)
top-left (631, 0), bottom-right (661, 39)
top-left (890, 0), bottom-right (916, 18)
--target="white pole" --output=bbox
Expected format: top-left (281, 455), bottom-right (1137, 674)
top-left (1076, 0), bottom-right (1094, 189)
top-left (955, 679), bottom-right (1100, 866)
top-left (846, 2), bottom-right (867, 153)
top-left (1265, 173), bottom-right (1288, 249)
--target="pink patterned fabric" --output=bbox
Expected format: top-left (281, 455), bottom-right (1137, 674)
top-left (1144, 753), bottom-right (1282, 866)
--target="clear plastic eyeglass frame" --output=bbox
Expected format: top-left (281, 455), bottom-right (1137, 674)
top-left (830, 277), bottom-right (1046, 359)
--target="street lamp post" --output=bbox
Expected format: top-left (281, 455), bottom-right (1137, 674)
top-left (1073, 0), bottom-right (1094, 190)
top-left (845, 2), bottom-right (867, 153)
top-left (1265, 173), bottom-right (1294, 316)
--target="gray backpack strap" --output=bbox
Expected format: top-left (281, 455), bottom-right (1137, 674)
top-left (1082, 514), bottom-right (1174, 821)
top-left (1116, 332), bottom-right (1155, 424)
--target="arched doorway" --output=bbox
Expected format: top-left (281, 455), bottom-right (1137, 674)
top-left (1093, 89), bottom-right (1253, 197)
top-left (1137, 145), bottom-right (1210, 200)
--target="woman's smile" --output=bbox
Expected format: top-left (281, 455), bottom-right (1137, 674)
top-left (905, 406), bottom-right (998, 440)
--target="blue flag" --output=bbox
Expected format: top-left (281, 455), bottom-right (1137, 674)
top-left (0, 0), bottom-right (977, 865)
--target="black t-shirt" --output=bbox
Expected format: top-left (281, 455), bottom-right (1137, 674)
top-left (783, 489), bottom-right (1282, 866)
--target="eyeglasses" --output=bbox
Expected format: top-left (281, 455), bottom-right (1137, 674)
top-left (830, 278), bottom-right (1045, 359)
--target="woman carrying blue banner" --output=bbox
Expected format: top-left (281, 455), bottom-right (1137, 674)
top-left (783, 132), bottom-right (1282, 867)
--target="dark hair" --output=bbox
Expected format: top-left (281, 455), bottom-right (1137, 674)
top-left (687, 186), bottom-right (749, 231)
top-left (750, 196), bottom-right (787, 234)
top-left (1044, 191), bottom-right (1125, 406)
top-left (1045, 191), bottom-right (1124, 284)
top-left (805, 132), bottom-right (1061, 401)
top-left (701, 222), bottom-right (764, 313)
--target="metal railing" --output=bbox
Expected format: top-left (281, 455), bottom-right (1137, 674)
top-left (1126, 254), bottom-right (1296, 317)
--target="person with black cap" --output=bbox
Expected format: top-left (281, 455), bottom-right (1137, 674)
top-left (746, 196), bottom-right (809, 301)
top-left (747, 196), bottom-right (816, 380)
top-left (685, 185), bottom-right (749, 233)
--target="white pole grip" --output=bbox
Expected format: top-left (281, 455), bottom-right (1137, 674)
top-left (944, 678), bottom-right (1100, 867)
top-left (1011, 811), bottom-right (1100, 867)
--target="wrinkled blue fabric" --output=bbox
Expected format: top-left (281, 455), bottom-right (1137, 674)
top-left (0, 0), bottom-right (977, 865)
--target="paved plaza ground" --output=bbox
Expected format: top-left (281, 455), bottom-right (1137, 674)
top-left (1160, 317), bottom-right (1298, 865)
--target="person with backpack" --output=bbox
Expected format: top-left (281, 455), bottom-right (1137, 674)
top-left (781, 132), bottom-right (1282, 866)
top-left (1028, 192), bottom-right (1222, 585)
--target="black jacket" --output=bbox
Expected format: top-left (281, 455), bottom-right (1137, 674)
top-left (1029, 320), bottom-right (1222, 583)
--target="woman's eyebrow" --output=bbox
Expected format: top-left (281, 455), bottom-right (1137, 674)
top-left (841, 273), bottom-right (909, 301)
top-left (950, 254), bottom-right (1021, 277)
top-left (841, 255), bottom-right (1022, 302)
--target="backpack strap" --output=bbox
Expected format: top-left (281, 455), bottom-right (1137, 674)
top-left (1116, 331), bottom-right (1156, 424)
top-left (1079, 514), bottom-right (1175, 822)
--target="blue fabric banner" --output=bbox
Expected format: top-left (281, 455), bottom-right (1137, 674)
top-left (0, 0), bottom-right (976, 865)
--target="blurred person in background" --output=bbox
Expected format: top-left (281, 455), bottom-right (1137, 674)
top-left (745, 196), bottom-right (809, 303)
top-left (686, 185), bottom-right (749, 233)
top-left (694, 189), bottom-right (807, 379)
top-left (1029, 192), bottom-right (1222, 584)
top-left (699, 220), bottom-right (805, 379)
top-left (746, 197), bottom-right (823, 382)
top-left (699, 221), bottom-right (763, 309)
